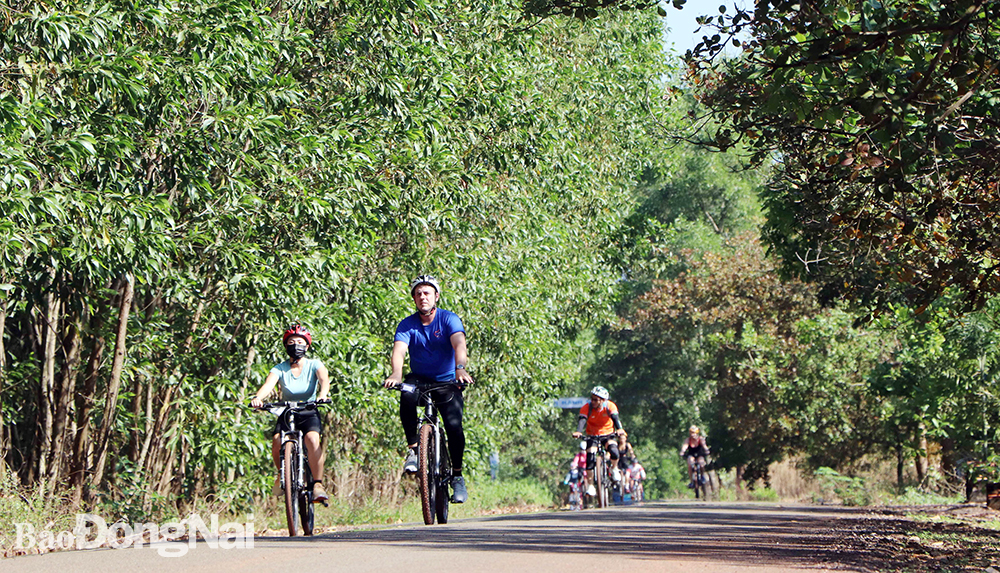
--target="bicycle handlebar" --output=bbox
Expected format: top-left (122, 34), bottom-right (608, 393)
top-left (250, 398), bottom-right (332, 410)
top-left (385, 379), bottom-right (468, 393)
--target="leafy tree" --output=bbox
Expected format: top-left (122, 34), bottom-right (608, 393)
top-left (685, 0), bottom-right (1000, 312)
top-left (596, 234), bottom-right (887, 486)
top-left (870, 295), bottom-right (1000, 488)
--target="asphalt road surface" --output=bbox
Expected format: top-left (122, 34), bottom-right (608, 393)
top-left (6, 502), bottom-right (867, 573)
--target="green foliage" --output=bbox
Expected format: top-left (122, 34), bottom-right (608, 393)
top-left (814, 467), bottom-right (872, 507)
top-left (687, 0), bottom-right (1000, 312)
top-left (0, 0), bottom-right (674, 514)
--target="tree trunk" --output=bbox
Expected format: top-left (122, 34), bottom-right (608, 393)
top-left (47, 315), bottom-right (81, 489)
top-left (70, 325), bottom-right (107, 503)
top-left (896, 441), bottom-right (905, 492)
top-left (136, 375), bottom-right (155, 473)
top-left (89, 275), bottom-right (135, 490)
top-left (35, 292), bottom-right (61, 484)
top-left (735, 464), bottom-right (745, 499)
top-left (0, 294), bottom-right (8, 464)
top-left (127, 374), bottom-right (145, 464)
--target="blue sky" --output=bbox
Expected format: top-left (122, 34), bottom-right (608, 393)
top-left (660, 0), bottom-right (749, 55)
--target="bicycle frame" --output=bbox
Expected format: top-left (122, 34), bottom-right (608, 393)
top-left (278, 409), bottom-right (309, 497)
top-left (398, 381), bottom-right (448, 473)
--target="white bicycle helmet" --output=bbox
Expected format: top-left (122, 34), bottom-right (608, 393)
top-left (579, 441), bottom-right (587, 450)
top-left (409, 274), bottom-right (441, 296)
top-left (590, 385), bottom-right (609, 399)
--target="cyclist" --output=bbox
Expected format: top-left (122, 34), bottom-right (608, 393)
top-left (250, 324), bottom-right (331, 503)
top-left (572, 386), bottom-right (627, 496)
top-left (566, 441), bottom-right (587, 491)
top-left (629, 458), bottom-right (647, 501)
top-left (680, 425), bottom-right (710, 489)
top-left (564, 443), bottom-right (587, 508)
top-left (618, 439), bottom-right (636, 494)
top-left (383, 275), bottom-right (474, 503)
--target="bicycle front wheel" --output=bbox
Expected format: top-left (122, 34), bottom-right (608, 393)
top-left (283, 441), bottom-right (300, 536)
top-left (695, 465), bottom-right (708, 501)
top-left (299, 460), bottom-right (315, 536)
top-left (594, 455), bottom-right (608, 508)
top-left (418, 424), bottom-right (437, 525)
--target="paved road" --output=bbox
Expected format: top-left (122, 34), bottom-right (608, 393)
top-left (6, 502), bottom-right (866, 573)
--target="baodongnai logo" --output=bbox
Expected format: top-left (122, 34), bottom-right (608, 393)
top-left (15, 513), bottom-right (254, 557)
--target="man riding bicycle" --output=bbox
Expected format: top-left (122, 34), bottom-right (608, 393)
top-left (250, 324), bottom-right (331, 503)
top-left (572, 386), bottom-right (627, 497)
top-left (383, 275), bottom-right (474, 503)
top-left (680, 425), bottom-right (710, 489)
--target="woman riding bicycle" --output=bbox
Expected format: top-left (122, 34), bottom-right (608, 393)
top-left (572, 386), bottom-right (627, 497)
top-left (251, 324), bottom-right (331, 503)
top-left (680, 425), bottom-right (710, 489)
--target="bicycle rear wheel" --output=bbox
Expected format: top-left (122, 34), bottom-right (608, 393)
top-left (283, 441), bottom-right (300, 536)
top-left (418, 424), bottom-right (437, 525)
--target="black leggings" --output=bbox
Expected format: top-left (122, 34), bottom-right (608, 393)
top-left (399, 382), bottom-right (466, 472)
top-left (586, 435), bottom-right (619, 470)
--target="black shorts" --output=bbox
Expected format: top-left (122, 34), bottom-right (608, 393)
top-left (271, 408), bottom-right (323, 436)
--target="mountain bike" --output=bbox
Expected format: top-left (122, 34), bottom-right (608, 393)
top-left (390, 378), bottom-right (464, 525)
top-left (253, 399), bottom-right (330, 536)
top-left (688, 455), bottom-right (712, 501)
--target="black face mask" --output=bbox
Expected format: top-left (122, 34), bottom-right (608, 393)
top-left (285, 343), bottom-right (308, 360)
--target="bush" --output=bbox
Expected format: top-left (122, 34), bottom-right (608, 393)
top-left (813, 467), bottom-right (872, 506)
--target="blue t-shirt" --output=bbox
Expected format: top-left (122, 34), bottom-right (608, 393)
top-left (269, 358), bottom-right (324, 401)
top-left (394, 309), bottom-right (465, 381)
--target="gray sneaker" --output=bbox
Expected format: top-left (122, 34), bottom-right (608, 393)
top-left (403, 449), bottom-right (418, 474)
top-left (451, 476), bottom-right (468, 503)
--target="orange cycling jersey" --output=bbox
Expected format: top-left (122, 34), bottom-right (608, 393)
top-left (579, 400), bottom-right (619, 435)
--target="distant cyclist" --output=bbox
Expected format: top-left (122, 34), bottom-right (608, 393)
top-left (564, 442), bottom-right (587, 507)
top-left (680, 425), bottom-right (710, 489)
top-left (251, 324), bottom-right (331, 503)
top-left (383, 275), bottom-right (474, 503)
top-left (567, 441), bottom-right (587, 488)
top-left (572, 386), bottom-right (627, 496)
top-left (618, 439), bottom-right (636, 492)
top-left (629, 458), bottom-right (647, 501)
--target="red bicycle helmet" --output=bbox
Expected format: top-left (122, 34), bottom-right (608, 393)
top-left (282, 324), bottom-right (312, 346)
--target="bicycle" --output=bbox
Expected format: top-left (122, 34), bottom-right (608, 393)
top-left (687, 455), bottom-right (712, 501)
top-left (565, 468), bottom-right (583, 511)
top-left (253, 399), bottom-right (330, 536)
top-left (389, 378), bottom-right (465, 525)
top-left (583, 434), bottom-right (617, 509)
top-left (632, 480), bottom-right (645, 503)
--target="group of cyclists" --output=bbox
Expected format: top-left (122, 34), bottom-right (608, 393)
top-left (249, 274), bottom-right (710, 513)
top-left (565, 385), bottom-right (643, 504)
top-left (251, 275), bottom-right (473, 506)
top-left (562, 385), bottom-right (710, 507)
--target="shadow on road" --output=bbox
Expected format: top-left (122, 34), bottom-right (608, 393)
top-left (260, 502), bottom-right (871, 570)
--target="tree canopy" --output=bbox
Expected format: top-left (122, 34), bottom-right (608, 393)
top-left (686, 0), bottom-right (1000, 313)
